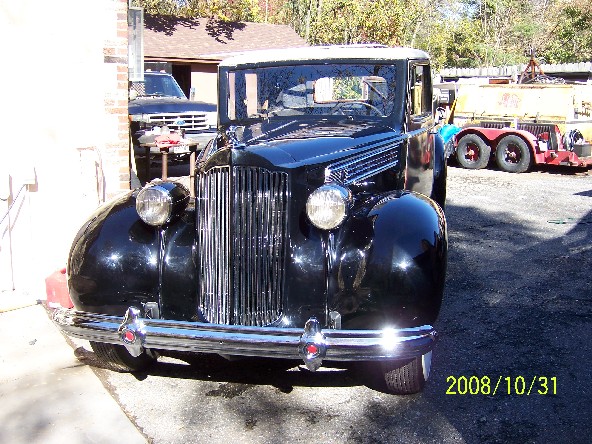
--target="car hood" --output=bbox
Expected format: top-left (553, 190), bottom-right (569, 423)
top-left (226, 119), bottom-right (403, 166)
top-left (129, 98), bottom-right (216, 115)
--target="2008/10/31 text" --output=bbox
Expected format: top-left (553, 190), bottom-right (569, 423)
top-left (446, 376), bottom-right (557, 395)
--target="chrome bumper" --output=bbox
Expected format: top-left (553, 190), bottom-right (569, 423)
top-left (53, 307), bottom-right (437, 371)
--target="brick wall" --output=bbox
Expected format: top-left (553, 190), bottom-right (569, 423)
top-left (103, 0), bottom-right (131, 198)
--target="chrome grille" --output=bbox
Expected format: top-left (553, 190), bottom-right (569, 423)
top-left (145, 112), bottom-right (210, 132)
top-left (197, 166), bottom-right (288, 326)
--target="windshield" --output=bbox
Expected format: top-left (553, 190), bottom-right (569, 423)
top-left (131, 73), bottom-right (187, 99)
top-left (224, 64), bottom-right (397, 122)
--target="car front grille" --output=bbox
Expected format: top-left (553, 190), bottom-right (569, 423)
top-left (196, 166), bottom-right (289, 326)
top-left (143, 112), bottom-right (210, 132)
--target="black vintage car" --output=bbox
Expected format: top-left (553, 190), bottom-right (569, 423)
top-left (54, 45), bottom-right (447, 394)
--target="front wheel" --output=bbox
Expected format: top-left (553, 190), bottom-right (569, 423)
top-left (90, 341), bottom-right (157, 372)
top-left (456, 134), bottom-right (491, 169)
top-left (382, 351), bottom-right (432, 395)
top-left (495, 135), bottom-right (531, 173)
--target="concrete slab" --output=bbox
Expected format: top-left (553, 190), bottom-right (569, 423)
top-left (0, 302), bottom-right (147, 444)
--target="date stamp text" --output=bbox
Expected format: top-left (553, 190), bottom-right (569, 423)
top-left (446, 375), bottom-right (557, 395)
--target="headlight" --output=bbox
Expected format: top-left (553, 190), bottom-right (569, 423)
top-left (306, 184), bottom-right (350, 230)
top-left (130, 114), bottom-right (149, 123)
top-left (136, 182), bottom-right (189, 226)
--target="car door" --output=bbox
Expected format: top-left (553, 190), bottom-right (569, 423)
top-left (404, 62), bottom-right (435, 198)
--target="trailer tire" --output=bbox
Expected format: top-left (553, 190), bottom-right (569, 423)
top-left (456, 134), bottom-right (491, 169)
top-left (495, 135), bottom-right (531, 173)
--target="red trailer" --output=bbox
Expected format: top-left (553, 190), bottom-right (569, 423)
top-left (454, 123), bottom-right (592, 173)
top-left (444, 83), bottom-right (592, 172)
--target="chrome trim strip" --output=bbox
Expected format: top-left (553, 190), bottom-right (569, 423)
top-left (53, 308), bottom-right (436, 362)
top-left (325, 138), bottom-right (404, 185)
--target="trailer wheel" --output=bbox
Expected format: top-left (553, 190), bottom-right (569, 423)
top-left (456, 134), bottom-right (491, 169)
top-left (495, 135), bottom-right (531, 173)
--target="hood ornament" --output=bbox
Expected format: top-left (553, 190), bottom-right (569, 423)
top-left (225, 125), bottom-right (246, 149)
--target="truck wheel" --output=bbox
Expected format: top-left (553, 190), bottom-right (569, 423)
top-left (495, 135), bottom-right (531, 173)
top-left (456, 134), bottom-right (491, 169)
top-left (382, 351), bottom-right (432, 395)
top-left (90, 341), bottom-right (157, 372)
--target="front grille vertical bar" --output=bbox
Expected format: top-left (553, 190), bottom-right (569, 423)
top-left (261, 171), bottom-right (270, 325)
top-left (255, 169), bottom-right (263, 325)
top-left (198, 167), bottom-right (231, 325)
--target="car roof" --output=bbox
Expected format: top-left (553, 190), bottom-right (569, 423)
top-left (219, 45), bottom-right (429, 68)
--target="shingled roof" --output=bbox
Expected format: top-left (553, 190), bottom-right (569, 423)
top-left (144, 14), bottom-right (308, 63)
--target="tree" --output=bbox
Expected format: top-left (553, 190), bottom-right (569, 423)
top-left (132, 0), bottom-right (261, 21)
top-left (132, 0), bottom-right (592, 68)
top-left (305, 0), bottom-right (406, 46)
top-left (541, 0), bottom-right (592, 63)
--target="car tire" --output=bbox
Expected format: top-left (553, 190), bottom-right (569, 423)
top-left (456, 134), bottom-right (491, 169)
top-left (382, 351), bottom-right (432, 395)
top-left (495, 135), bottom-right (531, 173)
top-left (90, 341), bottom-right (157, 372)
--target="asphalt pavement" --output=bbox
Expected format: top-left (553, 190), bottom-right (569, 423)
top-left (0, 291), bottom-right (147, 444)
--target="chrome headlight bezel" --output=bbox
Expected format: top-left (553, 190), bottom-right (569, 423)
top-left (306, 184), bottom-right (351, 230)
top-left (136, 182), bottom-right (189, 226)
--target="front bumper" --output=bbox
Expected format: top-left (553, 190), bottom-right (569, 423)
top-left (53, 307), bottom-right (437, 371)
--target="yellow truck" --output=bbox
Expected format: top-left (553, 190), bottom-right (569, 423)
top-left (448, 83), bottom-right (592, 172)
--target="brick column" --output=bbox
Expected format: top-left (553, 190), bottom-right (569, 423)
top-left (103, 0), bottom-right (131, 198)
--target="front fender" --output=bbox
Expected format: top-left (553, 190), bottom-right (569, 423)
top-left (68, 188), bottom-right (197, 320)
top-left (68, 191), bottom-right (160, 315)
top-left (329, 192), bottom-right (447, 329)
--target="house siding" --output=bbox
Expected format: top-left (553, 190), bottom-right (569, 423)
top-left (1, 0), bottom-right (130, 296)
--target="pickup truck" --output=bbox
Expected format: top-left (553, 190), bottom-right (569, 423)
top-left (129, 71), bottom-right (217, 182)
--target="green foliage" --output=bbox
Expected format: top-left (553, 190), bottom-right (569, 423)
top-left (132, 0), bottom-right (260, 21)
top-left (307, 0), bottom-right (405, 46)
top-left (132, 0), bottom-right (592, 67)
top-left (542, 1), bottom-right (592, 63)
top-left (333, 76), bottom-right (363, 100)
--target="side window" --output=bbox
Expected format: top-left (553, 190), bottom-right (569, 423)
top-left (410, 64), bottom-right (432, 116)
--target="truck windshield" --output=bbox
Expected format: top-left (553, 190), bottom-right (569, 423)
top-left (224, 63), bottom-right (397, 122)
top-left (133, 73), bottom-right (187, 99)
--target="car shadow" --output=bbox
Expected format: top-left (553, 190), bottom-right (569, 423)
top-left (76, 345), bottom-right (389, 393)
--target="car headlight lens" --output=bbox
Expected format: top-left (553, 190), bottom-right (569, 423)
top-left (136, 182), bottom-right (189, 226)
top-left (306, 184), bottom-right (350, 230)
top-left (136, 186), bottom-right (172, 226)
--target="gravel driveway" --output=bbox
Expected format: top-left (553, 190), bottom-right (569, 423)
top-left (76, 165), bottom-right (592, 444)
